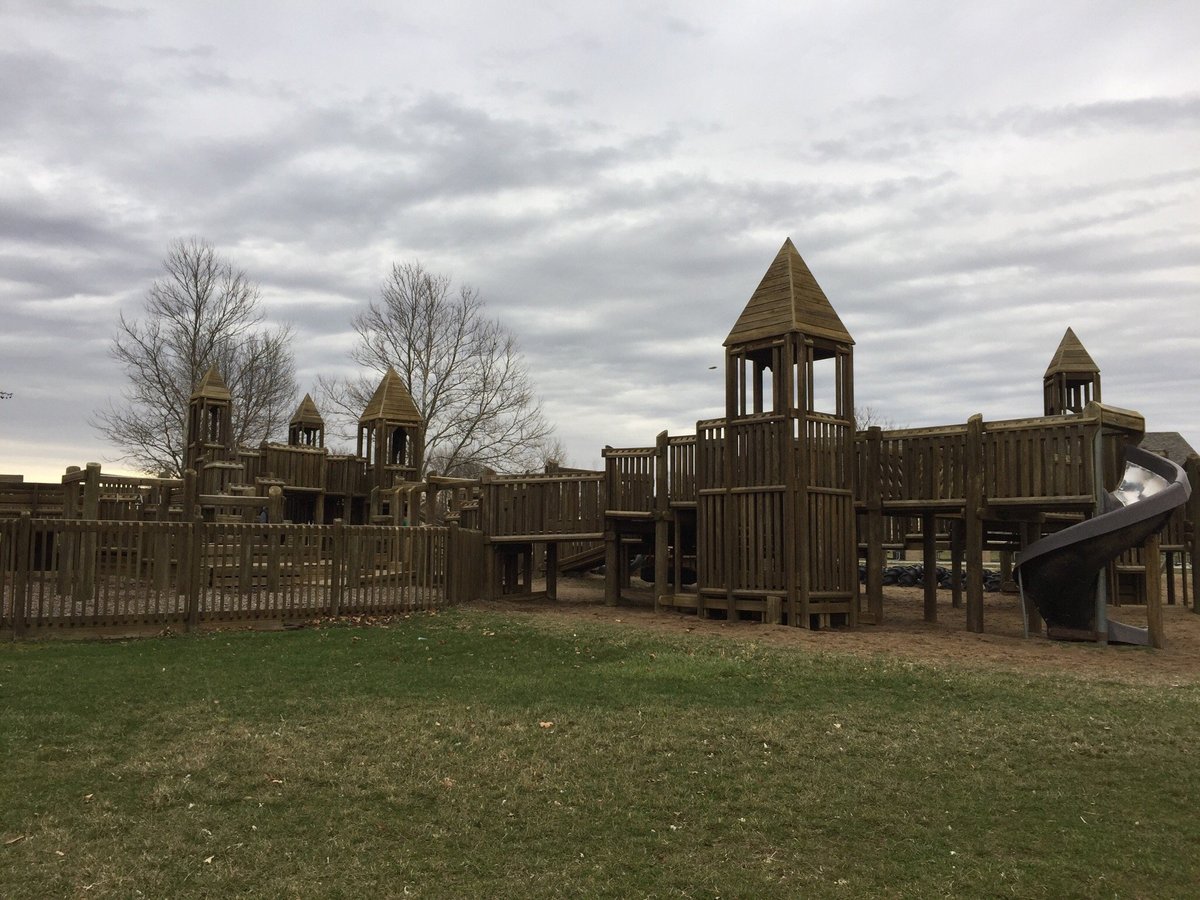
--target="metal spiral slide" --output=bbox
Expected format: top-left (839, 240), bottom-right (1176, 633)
top-left (1014, 444), bottom-right (1191, 644)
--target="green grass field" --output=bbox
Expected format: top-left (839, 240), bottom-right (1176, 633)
top-left (2, 610), bottom-right (1197, 898)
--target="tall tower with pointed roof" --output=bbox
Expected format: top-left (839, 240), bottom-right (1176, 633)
top-left (1044, 327), bottom-right (1101, 416)
top-left (185, 367), bottom-right (234, 473)
top-left (288, 394), bottom-right (325, 448)
top-left (697, 238), bottom-right (857, 627)
top-left (357, 367), bottom-right (424, 490)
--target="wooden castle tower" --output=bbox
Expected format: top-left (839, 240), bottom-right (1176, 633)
top-left (357, 366), bottom-right (425, 492)
top-left (1044, 327), bottom-right (1101, 416)
top-left (288, 394), bottom-right (325, 447)
top-left (696, 238), bottom-right (858, 626)
top-left (185, 366), bottom-right (234, 474)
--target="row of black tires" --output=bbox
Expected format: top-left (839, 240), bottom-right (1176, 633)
top-left (860, 564), bottom-right (1005, 592)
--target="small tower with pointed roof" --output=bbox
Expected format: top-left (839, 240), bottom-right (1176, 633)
top-left (185, 366), bottom-right (234, 473)
top-left (1044, 327), bottom-right (1101, 416)
top-left (698, 238), bottom-right (857, 627)
top-left (288, 394), bottom-right (325, 448)
top-left (357, 367), bottom-right (424, 491)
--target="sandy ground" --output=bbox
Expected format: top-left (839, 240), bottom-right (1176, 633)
top-left (473, 574), bottom-right (1200, 686)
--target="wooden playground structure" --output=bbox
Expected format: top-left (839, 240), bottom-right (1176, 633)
top-left (3, 239), bottom-right (1198, 642)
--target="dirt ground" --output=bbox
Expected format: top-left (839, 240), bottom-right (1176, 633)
top-left (475, 574), bottom-right (1200, 686)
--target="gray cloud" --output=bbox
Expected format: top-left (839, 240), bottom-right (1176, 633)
top-left (1, 2), bottom-right (1198, 478)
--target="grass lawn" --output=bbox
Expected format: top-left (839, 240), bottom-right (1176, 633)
top-left (2, 609), bottom-right (1198, 898)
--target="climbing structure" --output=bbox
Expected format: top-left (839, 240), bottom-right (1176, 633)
top-left (696, 238), bottom-right (857, 625)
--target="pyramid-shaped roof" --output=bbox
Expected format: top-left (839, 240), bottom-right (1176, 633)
top-left (358, 367), bottom-right (422, 425)
top-left (289, 393), bottom-right (324, 426)
top-left (190, 366), bottom-right (231, 402)
top-left (724, 238), bottom-right (853, 347)
top-left (1044, 327), bottom-right (1099, 377)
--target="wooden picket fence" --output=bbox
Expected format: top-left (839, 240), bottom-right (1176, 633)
top-left (0, 517), bottom-right (484, 637)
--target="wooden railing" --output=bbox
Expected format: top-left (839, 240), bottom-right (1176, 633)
top-left (982, 415), bottom-right (1094, 504)
top-left (481, 473), bottom-right (604, 540)
top-left (1, 482), bottom-right (66, 520)
top-left (855, 404), bottom-right (1144, 511)
top-left (261, 444), bottom-right (326, 490)
top-left (0, 517), bottom-right (483, 636)
top-left (667, 435), bottom-right (697, 506)
top-left (604, 447), bottom-right (656, 514)
top-left (858, 424), bottom-right (968, 507)
top-left (696, 419), bottom-right (727, 493)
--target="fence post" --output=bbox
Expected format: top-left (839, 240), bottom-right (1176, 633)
top-left (80, 463), bottom-right (101, 603)
top-left (185, 515), bottom-right (203, 632)
top-left (330, 519), bottom-right (344, 618)
top-left (446, 521), bottom-right (459, 604)
top-left (58, 467), bottom-right (79, 597)
top-left (266, 485), bottom-right (283, 598)
top-left (13, 513), bottom-right (32, 637)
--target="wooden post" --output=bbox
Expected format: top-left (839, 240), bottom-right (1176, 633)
top-left (13, 513), bottom-right (31, 637)
top-left (545, 541), bottom-right (558, 602)
top-left (1145, 533), bottom-right (1164, 649)
top-left (268, 485), bottom-right (284, 524)
top-left (425, 473), bottom-right (439, 526)
top-left (604, 528), bottom-right (619, 606)
top-left (80, 463), bottom-right (101, 603)
top-left (1092, 428), bottom-right (1109, 643)
top-left (781, 337), bottom-right (799, 626)
top-left (1165, 551), bottom-right (1176, 606)
top-left (185, 515), bottom-right (203, 632)
top-left (82, 462), bottom-right (101, 519)
top-left (864, 427), bottom-right (884, 625)
top-left (965, 415), bottom-right (985, 633)
top-left (183, 468), bottom-right (198, 521)
top-left (922, 511), bottom-right (937, 623)
top-left (654, 431), bottom-right (670, 613)
top-left (1019, 521), bottom-right (1044, 635)
top-left (1187, 456), bottom-right (1199, 614)
top-left (723, 352), bottom-right (739, 620)
top-left (521, 543), bottom-right (533, 594)
top-left (950, 519), bottom-right (964, 610)
top-left (267, 487), bottom-right (283, 596)
top-left (330, 519), bottom-right (344, 618)
top-left (58, 467), bottom-right (79, 596)
top-left (795, 342), bottom-right (811, 628)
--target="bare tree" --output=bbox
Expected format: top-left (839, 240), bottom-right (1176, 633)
top-left (854, 405), bottom-right (897, 431)
top-left (319, 261), bottom-right (554, 476)
top-left (94, 238), bottom-right (297, 476)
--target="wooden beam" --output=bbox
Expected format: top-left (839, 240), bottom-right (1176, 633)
top-left (1146, 533), bottom-right (1164, 649)
top-left (654, 431), bottom-right (669, 614)
top-left (965, 415), bottom-right (985, 633)
top-left (922, 511), bottom-right (937, 623)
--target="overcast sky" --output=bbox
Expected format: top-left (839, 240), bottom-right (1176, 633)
top-left (2, 0), bottom-right (1198, 482)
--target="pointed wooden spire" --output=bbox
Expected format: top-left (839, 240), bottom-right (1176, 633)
top-left (190, 366), bottom-right (231, 401)
top-left (289, 393), bottom-right (324, 426)
top-left (725, 238), bottom-right (853, 347)
top-left (358, 367), bottom-right (422, 425)
top-left (1044, 327), bottom-right (1099, 377)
